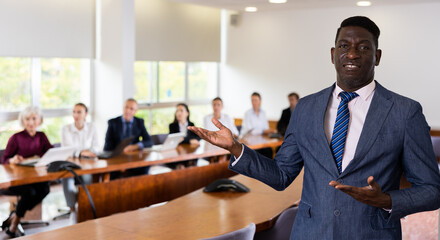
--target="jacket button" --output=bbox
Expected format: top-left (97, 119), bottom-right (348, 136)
top-left (334, 210), bottom-right (340, 216)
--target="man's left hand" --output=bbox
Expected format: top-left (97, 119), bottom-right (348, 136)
top-left (123, 144), bottom-right (140, 153)
top-left (329, 176), bottom-right (392, 209)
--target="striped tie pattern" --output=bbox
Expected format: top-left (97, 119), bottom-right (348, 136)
top-left (331, 91), bottom-right (358, 174)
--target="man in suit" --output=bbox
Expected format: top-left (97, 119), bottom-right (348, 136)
top-left (104, 98), bottom-right (153, 153)
top-left (277, 92), bottom-right (299, 136)
top-left (189, 16), bottom-right (440, 239)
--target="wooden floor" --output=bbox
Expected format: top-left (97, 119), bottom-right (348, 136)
top-left (0, 184), bottom-right (438, 239)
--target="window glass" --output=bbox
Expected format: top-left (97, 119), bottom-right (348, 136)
top-left (189, 104), bottom-right (211, 127)
top-left (134, 61), bottom-right (157, 103)
top-left (158, 62), bottom-right (185, 102)
top-left (40, 116), bottom-right (72, 145)
top-left (188, 62), bottom-right (218, 100)
top-left (40, 58), bottom-right (90, 109)
top-left (0, 120), bottom-right (21, 149)
top-left (0, 58), bottom-right (32, 111)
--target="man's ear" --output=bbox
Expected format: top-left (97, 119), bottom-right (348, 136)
top-left (375, 49), bottom-right (382, 66)
top-left (331, 47), bottom-right (335, 64)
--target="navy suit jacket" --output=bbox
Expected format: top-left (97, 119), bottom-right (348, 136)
top-left (277, 107), bottom-right (292, 136)
top-left (230, 82), bottom-right (440, 239)
top-left (104, 116), bottom-right (153, 151)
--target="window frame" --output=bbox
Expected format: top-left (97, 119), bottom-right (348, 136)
top-left (0, 57), bottom-right (93, 143)
top-left (135, 61), bottom-right (220, 133)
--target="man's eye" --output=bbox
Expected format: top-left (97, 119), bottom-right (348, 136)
top-left (338, 44), bottom-right (348, 49)
top-left (360, 45), bottom-right (370, 50)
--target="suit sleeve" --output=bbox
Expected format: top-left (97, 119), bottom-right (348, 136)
top-left (138, 119), bottom-right (153, 148)
top-left (277, 109), bottom-right (289, 135)
top-left (104, 120), bottom-right (116, 151)
top-left (229, 105), bottom-right (304, 190)
top-left (387, 102), bottom-right (440, 221)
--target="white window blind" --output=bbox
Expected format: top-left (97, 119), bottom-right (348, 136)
top-left (135, 0), bottom-right (221, 62)
top-left (0, 0), bottom-right (94, 58)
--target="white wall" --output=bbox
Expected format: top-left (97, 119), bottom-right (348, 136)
top-left (221, 3), bottom-right (440, 129)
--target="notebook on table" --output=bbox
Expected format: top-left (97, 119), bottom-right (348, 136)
top-left (18, 146), bottom-right (76, 167)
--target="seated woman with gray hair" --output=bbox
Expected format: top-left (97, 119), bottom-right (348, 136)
top-left (0, 106), bottom-right (52, 237)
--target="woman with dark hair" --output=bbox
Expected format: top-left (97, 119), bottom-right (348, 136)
top-left (168, 103), bottom-right (201, 169)
top-left (169, 103), bottom-right (200, 145)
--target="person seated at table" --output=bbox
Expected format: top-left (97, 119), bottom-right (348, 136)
top-left (169, 103), bottom-right (201, 145)
top-left (104, 98), bottom-right (153, 177)
top-left (241, 92), bottom-right (275, 158)
top-left (277, 92), bottom-right (299, 136)
top-left (241, 92), bottom-right (276, 137)
top-left (168, 103), bottom-right (201, 168)
top-left (203, 97), bottom-right (239, 138)
top-left (0, 106), bottom-right (52, 238)
top-left (61, 103), bottom-right (99, 222)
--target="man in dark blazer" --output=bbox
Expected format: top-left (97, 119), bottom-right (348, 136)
top-left (189, 16), bottom-right (440, 239)
top-left (104, 98), bottom-right (153, 152)
top-left (277, 92), bottom-right (299, 136)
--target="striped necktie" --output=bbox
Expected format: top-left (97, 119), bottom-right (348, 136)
top-left (330, 91), bottom-right (358, 174)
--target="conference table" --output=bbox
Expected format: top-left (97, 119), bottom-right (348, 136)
top-left (0, 134), bottom-right (283, 190)
top-left (18, 171), bottom-right (304, 240)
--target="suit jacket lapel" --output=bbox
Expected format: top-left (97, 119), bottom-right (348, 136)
top-left (314, 85), bottom-right (341, 176)
top-left (341, 82), bottom-right (393, 176)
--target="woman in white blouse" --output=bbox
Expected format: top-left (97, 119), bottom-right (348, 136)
top-left (61, 103), bottom-right (99, 222)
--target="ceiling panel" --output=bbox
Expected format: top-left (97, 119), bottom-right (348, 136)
top-left (169, 0), bottom-right (440, 12)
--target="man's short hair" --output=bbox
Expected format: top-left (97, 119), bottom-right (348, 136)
top-left (251, 92), bottom-right (261, 99)
top-left (212, 97), bottom-right (223, 103)
top-left (288, 92), bottom-right (299, 100)
top-left (125, 98), bottom-right (138, 105)
top-left (335, 16), bottom-right (380, 49)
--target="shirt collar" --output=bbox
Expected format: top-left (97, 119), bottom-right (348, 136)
top-left (72, 123), bottom-right (88, 133)
top-left (334, 80), bottom-right (376, 102)
top-left (179, 121), bottom-right (188, 128)
top-left (121, 117), bottom-right (134, 124)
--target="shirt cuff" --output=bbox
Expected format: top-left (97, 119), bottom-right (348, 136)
top-left (231, 144), bottom-right (245, 167)
top-left (137, 142), bottom-right (144, 150)
top-left (382, 208), bottom-right (392, 213)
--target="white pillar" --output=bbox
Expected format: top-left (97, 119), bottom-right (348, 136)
top-left (94, 0), bottom-right (135, 144)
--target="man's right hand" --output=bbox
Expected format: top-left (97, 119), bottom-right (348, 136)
top-left (188, 118), bottom-right (243, 158)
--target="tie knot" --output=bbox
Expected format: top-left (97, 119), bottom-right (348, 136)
top-left (339, 91), bottom-right (358, 102)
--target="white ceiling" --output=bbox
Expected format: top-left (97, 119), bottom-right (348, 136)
top-left (169, 0), bottom-right (440, 12)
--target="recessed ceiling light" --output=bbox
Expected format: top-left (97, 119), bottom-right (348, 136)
top-left (269, 0), bottom-right (287, 3)
top-left (357, 1), bottom-right (372, 7)
top-left (245, 6), bottom-right (258, 12)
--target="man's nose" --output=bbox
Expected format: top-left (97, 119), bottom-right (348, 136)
top-left (346, 47), bottom-right (360, 59)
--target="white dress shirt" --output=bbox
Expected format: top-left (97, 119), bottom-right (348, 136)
top-left (178, 121), bottom-right (189, 136)
top-left (61, 122), bottom-right (100, 157)
top-left (324, 81), bottom-right (376, 172)
top-left (204, 113), bottom-right (239, 136)
top-left (241, 108), bottom-right (269, 135)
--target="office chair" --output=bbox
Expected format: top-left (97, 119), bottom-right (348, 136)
top-left (200, 223), bottom-right (255, 240)
top-left (254, 206), bottom-right (298, 240)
